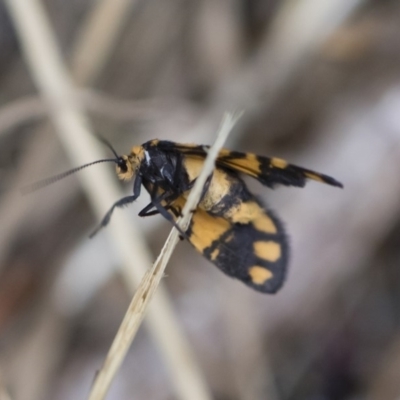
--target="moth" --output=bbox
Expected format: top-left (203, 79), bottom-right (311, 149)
top-left (30, 139), bottom-right (342, 294)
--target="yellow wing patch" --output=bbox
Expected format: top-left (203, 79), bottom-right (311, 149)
top-left (270, 157), bottom-right (288, 169)
top-left (188, 210), bottom-right (231, 252)
top-left (248, 266), bottom-right (273, 285)
top-left (253, 241), bottom-right (281, 263)
top-left (166, 195), bottom-right (288, 294)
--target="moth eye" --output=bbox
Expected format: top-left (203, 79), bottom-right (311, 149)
top-left (117, 158), bottom-right (128, 173)
top-left (116, 156), bottom-right (134, 181)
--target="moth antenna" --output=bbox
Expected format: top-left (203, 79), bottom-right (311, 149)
top-left (23, 136), bottom-right (127, 194)
top-left (95, 135), bottom-right (120, 160)
top-left (22, 158), bottom-right (117, 194)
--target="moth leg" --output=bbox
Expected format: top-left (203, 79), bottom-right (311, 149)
top-left (90, 175), bottom-right (142, 237)
top-left (166, 205), bottom-right (186, 241)
top-left (139, 201), bottom-right (181, 219)
top-left (138, 189), bottom-right (170, 217)
top-left (138, 207), bottom-right (160, 217)
top-left (153, 201), bottom-right (188, 239)
top-left (138, 191), bottom-right (182, 218)
top-left (146, 192), bottom-right (188, 239)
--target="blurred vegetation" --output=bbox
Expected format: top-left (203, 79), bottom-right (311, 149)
top-left (1, 0), bottom-right (400, 399)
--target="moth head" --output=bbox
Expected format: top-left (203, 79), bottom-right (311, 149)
top-left (116, 146), bottom-right (144, 181)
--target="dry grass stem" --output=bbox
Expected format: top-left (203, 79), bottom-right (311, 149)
top-left (0, 95), bottom-right (45, 135)
top-left (4, 1), bottom-right (210, 399)
top-left (71, 0), bottom-right (137, 85)
top-left (88, 112), bottom-right (241, 400)
top-left (0, 388), bottom-right (12, 400)
top-left (77, 89), bottom-right (160, 121)
top-left (0, 371), bottom-right (12, 400)
top-left (0, 0), bottom-right (136, 269)
top-left (0, 90), bottom-right (159, 137)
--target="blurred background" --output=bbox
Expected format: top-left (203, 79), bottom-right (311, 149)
top-left (1, 0), bottom-right (400, 399)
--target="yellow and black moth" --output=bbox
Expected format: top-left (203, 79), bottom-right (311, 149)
top-left (29, 139), bottom-right (342, 294)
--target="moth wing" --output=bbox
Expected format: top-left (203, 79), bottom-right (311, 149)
top-left (160, 142), bottom-right (342, 189)
top-left (215, 149), bottom-right (343, 188)
top-left (167, 195), bottom-right (288, 294)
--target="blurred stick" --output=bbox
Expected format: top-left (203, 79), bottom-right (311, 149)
top-left (4, 2), bottom-right (211, 400)
top-left (253, 0), bottom-right (363, 100)
top-left (257, 0), bottom-right (364, 80)
top-left (203, 0), bottom-right (364, 141)
top-left (3, 303), bottom-right (69, 400)
top-left (0, 90), bottom-right (160, 136)
top-left (368, 334), bottom-right (400, 400)
top-left (89, 112), bottom-right (240, 400)
top-left (0, 370), bottom-right (12, 400)
top-left (0, 1), bottom-right (139, 397)
top-left (0, 95), bottom-right (44, 134)
top-left (222, 288), bottom-right (280, 400)
top-left (0, 389), bottom-right (12, 400)
top-left (71, 0), bottom-right (137, 85)
top-left (78, 89), bottom-right (160, 121)
top-left (0, 0), bottom-right (139, 268)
